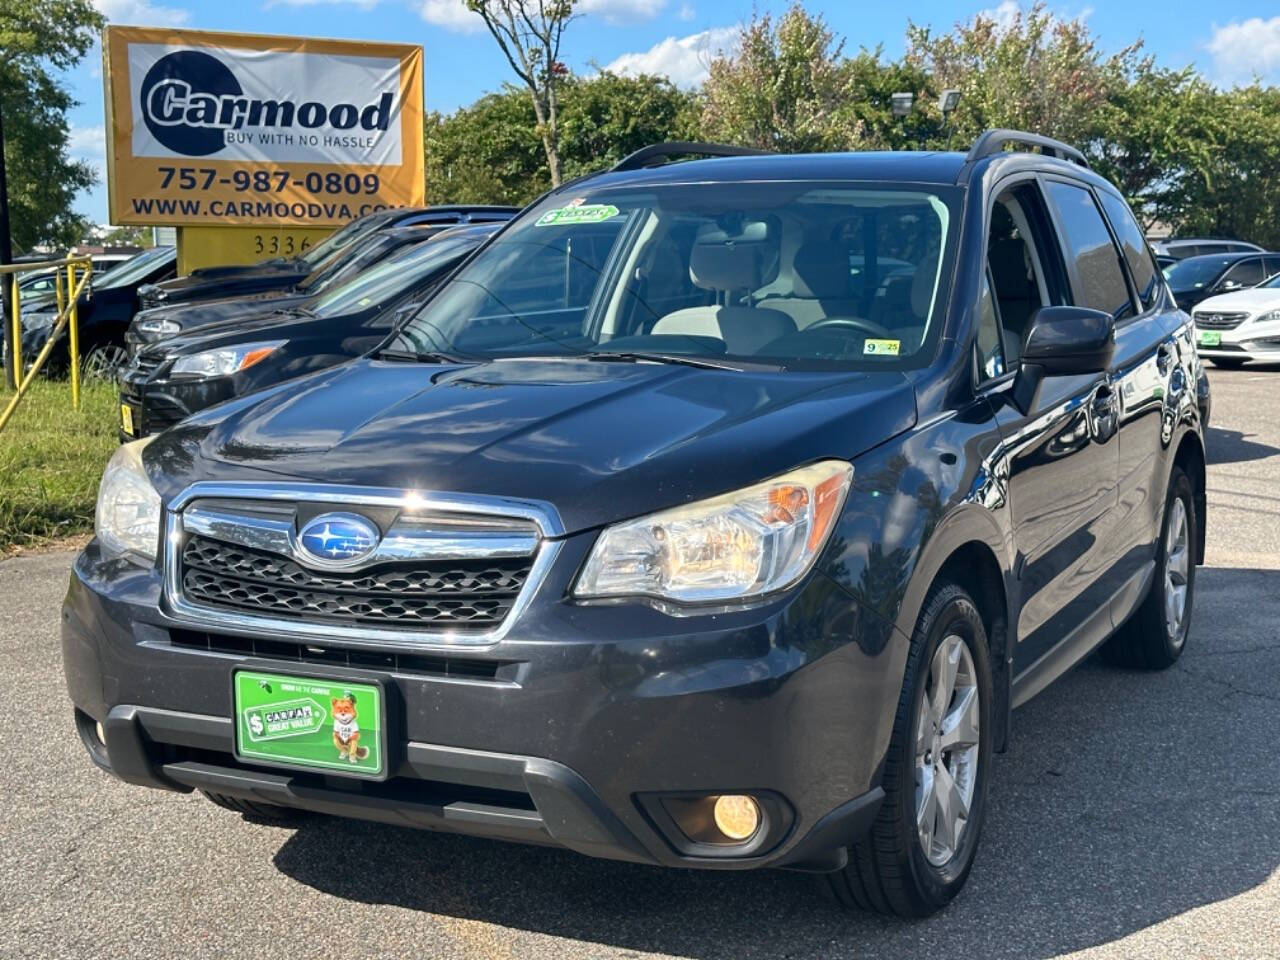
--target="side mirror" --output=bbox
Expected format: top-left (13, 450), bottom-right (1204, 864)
top-left (1217, 279), bottom-right (1243, 292)
top-left (1013, 306), bottom-right (1115, 413)
top-left (391, 301), bottom-right (423, 329)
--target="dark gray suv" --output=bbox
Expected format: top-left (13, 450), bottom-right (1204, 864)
top-left (64, 131), bottom-right (1209, 916)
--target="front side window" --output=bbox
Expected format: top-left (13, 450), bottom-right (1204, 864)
top-left (1098, 191), bottom-right (1160, 312)
top-left (1045, 181), bottom-right (1133, 320)
top-left (1222, 258), bottom-right (1265, 289)
top-left (392, 183), bottom-right (960, 370)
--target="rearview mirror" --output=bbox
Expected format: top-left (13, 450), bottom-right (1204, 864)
top-left (1013, 306), bottom-right (1115, 413)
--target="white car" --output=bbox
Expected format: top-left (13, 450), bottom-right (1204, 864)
top-left (1192, 272), bottom-right (1280, 367)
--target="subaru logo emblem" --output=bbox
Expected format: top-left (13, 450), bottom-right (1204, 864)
top-left (297, 513), bottom-right (380, 565)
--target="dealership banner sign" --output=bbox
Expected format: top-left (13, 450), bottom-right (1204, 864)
top-left (103, 26), bottom-right (424, 227)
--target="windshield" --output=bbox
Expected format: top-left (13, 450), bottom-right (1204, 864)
top-left (297, 213), bottom-right (386, 267)
top-left (96, 247), bottom-right (173, 290)
top-left (392, 183), bottom-right (957, 370)
top-left (1262, 273), bottom-right (1280, 290)
top-left (1164, 256), bottom-right (1235, 289)
top-left (309, 233), bottom-right (478, 318)
top-left (294, 231), bottom-right (411, 295)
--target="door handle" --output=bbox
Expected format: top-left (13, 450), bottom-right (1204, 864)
top-left (1090, 383), bottom-right (1118, 441)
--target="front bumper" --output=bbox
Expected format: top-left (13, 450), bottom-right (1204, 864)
top-left (63, 540), bottom-right (904, 872)
top-left (119, 369), bottom-right (234, 441)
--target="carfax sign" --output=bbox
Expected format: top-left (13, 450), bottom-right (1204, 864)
top-left (102, 26), bottom-right (424, 227)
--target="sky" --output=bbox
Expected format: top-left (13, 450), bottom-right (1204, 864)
top-left (65, 0), bottom-right (1280, 224)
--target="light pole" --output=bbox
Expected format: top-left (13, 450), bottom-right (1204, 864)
top-left (938, 89), bottom-right (962, 150)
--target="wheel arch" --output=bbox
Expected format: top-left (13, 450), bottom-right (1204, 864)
top-left (1172, 429), bottom-right (1207, 565)
top-left (893, 506), bottom-right (1015, 752)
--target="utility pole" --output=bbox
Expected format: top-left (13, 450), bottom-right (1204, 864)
top-left (0, 101), bottom-right (15, 390)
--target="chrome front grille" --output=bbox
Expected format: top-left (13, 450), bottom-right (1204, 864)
top-left (1193, 311), bottom-right (1249, 330)
top-left (163, 483), bottom-right (562, 649)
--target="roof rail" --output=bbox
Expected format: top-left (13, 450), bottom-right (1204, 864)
top-left (612, 141), bottom-right (769, 173)
top-left (965, 129), bottom-right (1089, 169)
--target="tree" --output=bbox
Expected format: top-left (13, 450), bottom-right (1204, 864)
top-left (904, 3), bottom-right (1130, 150)
top-left (427, 72), bottom-right (697, 205)
top-left (0, 0), bottom-right (103, 251)
top-left (701, 5), bottom-right (868, 153)
top-left (465, 0), bottom-right (575, 187)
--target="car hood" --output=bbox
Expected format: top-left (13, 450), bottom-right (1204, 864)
top-left (147, 358), bottom-right (917, 534)
top-left (134, 291), bottom-right (308, 333)
top-left (149, 308), bottom-right (345, 357)
top-left (1191, 288), bottom-right (1280, 315)
top-left (141, 267), bottom-right (305, 303)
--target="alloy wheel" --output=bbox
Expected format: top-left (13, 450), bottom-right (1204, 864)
top-left (82, 344), bottom-right (129, 383)
top-left (1164, 497), bottom-right (1190, 644)
top-left (915, 634), bottom-right (981, 867)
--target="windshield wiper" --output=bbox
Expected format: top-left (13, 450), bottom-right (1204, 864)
top-left (376, 347), bottom-right (463, 364)
top-left (583, 350), bottom-right (746, 372)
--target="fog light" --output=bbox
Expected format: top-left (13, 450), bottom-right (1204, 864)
top-left (713, 794), bottom-right (760, 841)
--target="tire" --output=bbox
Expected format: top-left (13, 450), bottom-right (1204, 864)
top-left (1099, 467), bottom-right (1197, 670)
top-left (81, 343), bottom-right (129, 383)
top-left (200, 790), bottom-right (304, 823)
top-left (1209, 358), bottom-right (1246, 369)
top-left (823, 583), bottom-right (993, 916)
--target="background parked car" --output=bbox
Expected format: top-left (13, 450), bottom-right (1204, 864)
top-left (135, 205), bottom-right (517, 311)
top-left (1163, 251), bottom-right (1280, 312)
top-left (118, 223), bottom-right (497, 439)
top-left (19, 246), bottom-right (177, 377)
top-left (1191, 270), bottom-right (1280, 368)
top-left (126, 214), bottom-right (511, 352)
top-left (1150, 238), bottom-right (1265, 260)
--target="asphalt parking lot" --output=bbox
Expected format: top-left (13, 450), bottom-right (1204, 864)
top-left (3, 366), bottom-right (1278, 960)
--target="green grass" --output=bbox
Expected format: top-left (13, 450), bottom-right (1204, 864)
top-left (0, 379), bottom-right (120, 551)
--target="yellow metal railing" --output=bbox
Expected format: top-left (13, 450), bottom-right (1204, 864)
top-left (0, 255), bottom-right (93, 433)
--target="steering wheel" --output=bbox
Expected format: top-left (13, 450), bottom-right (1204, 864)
top-left (804, 317), bottom-right (895, 340)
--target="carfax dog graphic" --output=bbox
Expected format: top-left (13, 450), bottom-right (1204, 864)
top-left (331, 691), bottom-right (370, 763)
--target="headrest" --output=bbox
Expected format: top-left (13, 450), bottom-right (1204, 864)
top-left (911, 253), bottom-right (940, 318)
top-left (792, 242), bottom-right (851, 299)
top-left (689, 218), bottom-right (780, 292)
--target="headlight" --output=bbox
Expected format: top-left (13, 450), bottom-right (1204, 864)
top-left (21, 309), bottom-right (55, 331)
top-left (171, 340), bottom-right (284, 378)
top-left (1255, 310), bottom-right (1280, 325)
top-left (95, 438), bottom-right (161, 563)
top-left (574, 460), bottom-right (853, 605)
top-left (137, 317), bottom-right (181, 336)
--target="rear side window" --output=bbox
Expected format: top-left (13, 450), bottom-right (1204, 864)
top-left (1045, 181), bottom-right (1133, 320)
top-left (1099, 192), bottom-right (1160, 312)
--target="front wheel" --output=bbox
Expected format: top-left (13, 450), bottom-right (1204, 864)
top-left (824, 583), bottom-right (993, 916)
top-left (82, 343), bottom-right (129, 383)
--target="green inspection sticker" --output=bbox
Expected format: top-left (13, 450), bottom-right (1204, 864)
top-left (233, 670), bottom-right (385, 778)
top-left (535, 203), bottom-right (619, 227)
top-left (1197, 329), bottom-right (1221, 347)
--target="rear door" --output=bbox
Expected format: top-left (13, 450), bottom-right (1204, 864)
top-left (1092, 187), bottom-right (1186, 597)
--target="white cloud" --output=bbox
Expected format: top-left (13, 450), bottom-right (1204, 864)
top-left (94, 0), bottom-right (190, 26)
top-left (580, 0), bottom-right (665, 25)
top-left (418, 0), bottom-right (484, 33)
top-left (68, 124), bottom-right (106, 159)
top-left (973, 1), bottom-right (1092, 31)
top-left (677, 3), bottom-right (695, 22)
top-left (975, 0), bottom-right (1020, 30)
top-left (267, 0), bottom-right (379, 8)
top-left (604, 25), bottom-right (737, 89)
top-left (1207, 16), bottom-right (1280, 85)
top-left (68, 124), bottom-right (107, 182)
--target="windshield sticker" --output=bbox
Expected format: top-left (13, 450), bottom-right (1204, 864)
top-left (536, 204), bottom-right (619, 227)
top-left (863, 338), bottom-right (901, 356)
